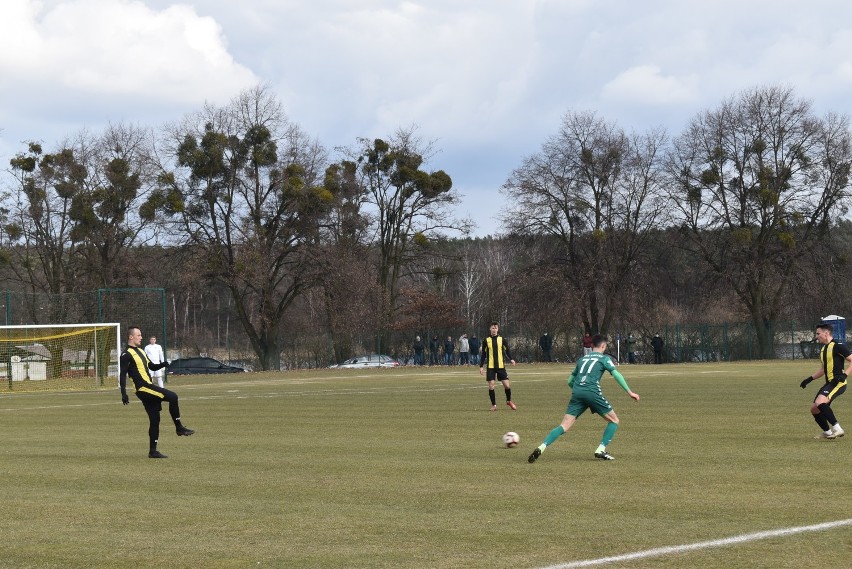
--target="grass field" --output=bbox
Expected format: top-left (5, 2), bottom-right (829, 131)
top-left (1, 360), bottom-right (850, 568)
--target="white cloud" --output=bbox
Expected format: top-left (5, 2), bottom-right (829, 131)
top-left (601, 65), bottom-right (698, 105)
top-left (284, 2), bottom-right (540, 144)
top-left (0, 0), bottom-right (257, 105)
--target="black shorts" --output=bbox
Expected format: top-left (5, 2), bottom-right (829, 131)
top-left (816, 380), bottom-right (847, 403)
top-left (485, 368), bottom-right (509, 382)
top-left (135, 383), bottom-right (178, 410)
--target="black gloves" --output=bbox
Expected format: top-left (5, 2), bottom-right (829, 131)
top-left (800, 377), bottom-right (813, 389)
top-left (121, 392), bottom-right (129, 405)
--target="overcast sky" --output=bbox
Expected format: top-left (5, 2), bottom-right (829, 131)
top-left (3, 0), bottom-right (852, 236)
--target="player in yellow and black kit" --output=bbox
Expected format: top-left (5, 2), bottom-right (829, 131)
top-left (479, 321), bottom-right (517, 411)
top-left (120, 326), bottom-right (195, 458)
top-left (800, 323), bottom-right (850, 440)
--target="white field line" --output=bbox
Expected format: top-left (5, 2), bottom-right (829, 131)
top-left (536, 518), bottom-right (852, 569)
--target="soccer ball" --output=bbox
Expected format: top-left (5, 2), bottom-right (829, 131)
top-left (502, 431), bottom-right (520, 448)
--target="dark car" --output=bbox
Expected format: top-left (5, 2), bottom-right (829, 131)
top-left (168, 357), bottom-right (246, 375)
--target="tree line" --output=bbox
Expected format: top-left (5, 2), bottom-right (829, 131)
top-left (2, 84), bottom-right (851, 369)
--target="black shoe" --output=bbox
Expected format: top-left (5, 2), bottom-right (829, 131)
top-left (594, 451), bottom-right (615, 460)
top-left (148, 450), bottom-right (168, 458)
top-left (176, 426), bottom-right (195, 436)
top-left (528, 448), bottom-right (541, 463)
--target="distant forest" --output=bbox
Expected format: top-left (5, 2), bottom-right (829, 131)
top-left (2, 84), bottom-right (851, 369)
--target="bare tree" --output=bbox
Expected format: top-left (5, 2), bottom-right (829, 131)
top-left (503, 111), bottom-right (668, 334)
top-left (337, 127), bottom-right (471, 351)
top-left (667, 85), bottom-right (852, 357)
top-left (7, 142), bottom-right (83, 308)
top-left (155, 85), bottom-right (331, 370)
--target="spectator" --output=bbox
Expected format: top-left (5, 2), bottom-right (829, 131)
top-left (539, 332), bottom-right (553, 362)
top-left (468, 334), bottom-right (480, 366)
top-left (582, 333), bottom-right (593, 356)
top-left (412, 335), bottom-right (425, 366)
top-left (444, 336), bottom-right (455, 365)
top-left (651, 333), bottom-right (664, 364)
top-left (459, 333), bottom-right (470, 365)
top-left (429, 335), bottom-right (440, 366)
top-left (626, 333), bottom-right (637, 364)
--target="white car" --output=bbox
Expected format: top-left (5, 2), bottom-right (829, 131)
top-left (330, 354), bottom-right (400, 369)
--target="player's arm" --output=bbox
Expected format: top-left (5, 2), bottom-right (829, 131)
top-left (611, 368), bottom-right (640, 401)
top-left (119, 352), bottom-right (130, 405)
top-left (567, 369), bottom-right (577, 388)
top-left (801, 367), bottom-right (826, 388)
top-left (479, 340), bottom-right (489, 373)
top-left (149, 361), bottom-right (169, 371)
top-left (504, 339), bottom-right (516, 365)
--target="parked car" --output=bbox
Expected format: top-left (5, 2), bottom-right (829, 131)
top-left (168, 357), bottom-right (246, 375)
top-left (329, 354), bottom-right (400, 369)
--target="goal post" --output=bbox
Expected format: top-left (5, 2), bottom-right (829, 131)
top-left (0, 323), bottom-right (121, 392)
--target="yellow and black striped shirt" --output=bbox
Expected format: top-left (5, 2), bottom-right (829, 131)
top-left (820, 340), bottom-right (851, 382)
top-left (481, 335), bottom-right (513, 370)
top-left (120, 346), bottom-right (163, 392)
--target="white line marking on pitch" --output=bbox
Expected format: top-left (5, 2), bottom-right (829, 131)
top-left (536, 518), bottom-right (852, 569)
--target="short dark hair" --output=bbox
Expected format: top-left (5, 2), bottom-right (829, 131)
top-left (591, 334), bottom-right (607, 347)
top-left (490, 321), bottom-right (499, 327)
top-left (817, 323), bottom-right (834, 335)
top-left (127, 326), bottom-right (140, 339)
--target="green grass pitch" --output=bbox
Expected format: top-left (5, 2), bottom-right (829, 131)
top-left (1, 360), bottom-right (850, 568)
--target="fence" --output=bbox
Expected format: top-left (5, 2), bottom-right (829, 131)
top-left (0, 289), bottom-right (828, 369)
top-left (613, 321), bottom-right (818, 364)
top-left (0, 288), bottom-right (166, 353)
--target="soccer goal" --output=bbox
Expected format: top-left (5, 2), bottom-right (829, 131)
top-left (0, 323), bottom-right (120, 392)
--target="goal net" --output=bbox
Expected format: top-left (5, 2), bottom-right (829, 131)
top-left (0, 323), bottom-right (120, 393)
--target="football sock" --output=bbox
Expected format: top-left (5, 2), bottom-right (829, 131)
top-left (542, 425), bottom-right (565, 447)
top-left (504, 387), bottom-right (512, 402)
top-left (595, 444), bottom-right (606, 454)
top-left (818, 403), bottom-right (838, 426)
top-left (488, 389), bottom-right (496, 405)
top-left (601, 422), bottom-right (619, 447)
top-left (814, 413), bottom-right (831, 432)
top-left (834, 422), bottom-right (843, 431)
top-left (150, 439), bottom-right (158, 452)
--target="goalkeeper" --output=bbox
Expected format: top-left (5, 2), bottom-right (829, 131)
top-left (120, 326), bottom-right (195, 458)
top-left (528, 334), bottom-right (639, 463)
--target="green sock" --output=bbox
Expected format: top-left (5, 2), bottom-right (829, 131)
top-left (542, 425), bottom-right (565, 449)
top-left (601, 422), bottom-right (618, 447)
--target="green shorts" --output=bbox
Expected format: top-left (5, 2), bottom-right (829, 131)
top-left (566, 388), bottom-right (613, 417)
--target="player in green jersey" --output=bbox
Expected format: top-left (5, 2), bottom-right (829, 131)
top-left (528, 334), bottom-right (639, 462)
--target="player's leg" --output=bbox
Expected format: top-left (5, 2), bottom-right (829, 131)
top-left (163, 389), bottom-right (194, 435)
top-left (139, 397), bottom-right (166, 458)
top-left (143, 384), bottom-right (194, 435)
top-left (815, 383), bottom-right (847, 437)
top-left (487, 377), bottom-right (497, 410)
top-left (594, 410), bottom-right (620, 460)
top-left (500, 373), bottom-right (516, 409)
top-left (830, 385), bottom-right (846, 436)
top-left (529, 405), bottom-right (583, 463)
